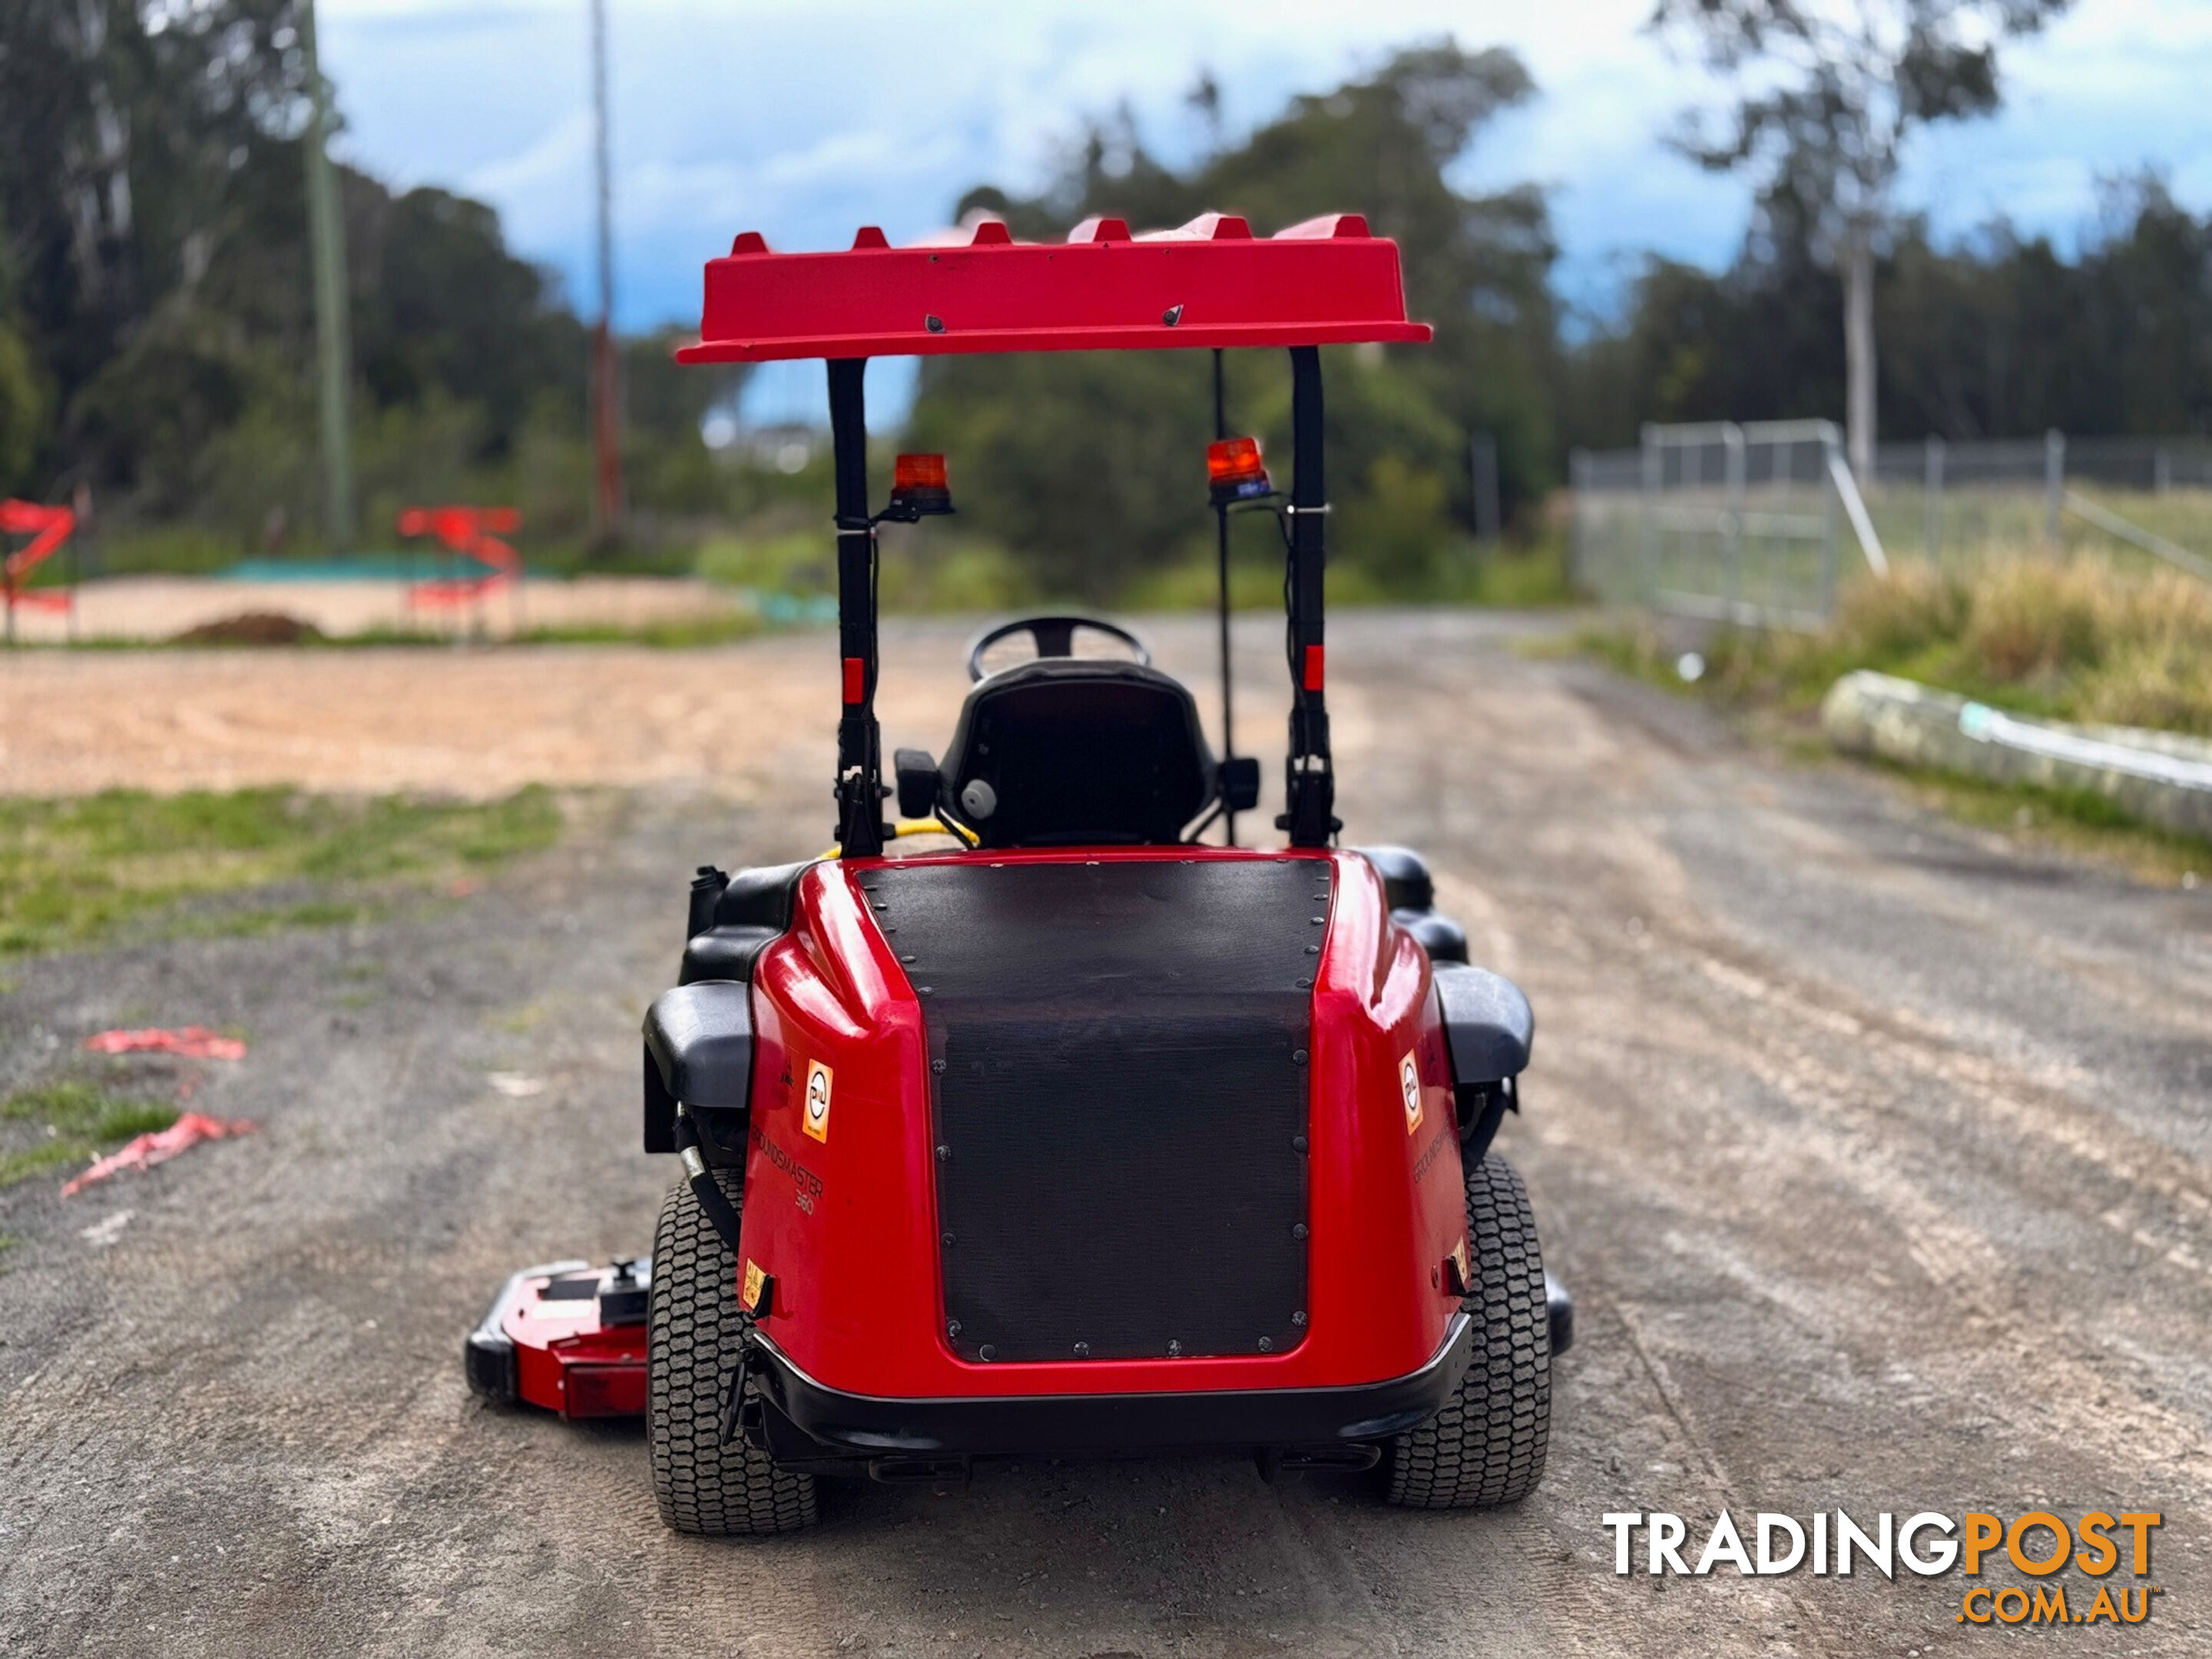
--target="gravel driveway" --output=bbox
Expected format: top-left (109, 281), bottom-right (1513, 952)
top-left (2, 613), bottom-right (2206, 1656)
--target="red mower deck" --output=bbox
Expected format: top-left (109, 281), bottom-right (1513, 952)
top-left (467, 1259), bottom-right (650, 1419)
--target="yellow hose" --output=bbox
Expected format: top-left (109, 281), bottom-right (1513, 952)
top-left (817, 816), bottom-right (976, 859)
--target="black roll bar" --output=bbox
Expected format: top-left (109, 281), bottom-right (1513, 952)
top-left (823, 346), bottom-right (1336, 858)
top-left (1281, 345), bottom-right (1337, 847)
top-left (828, 358), bottom-right (885, 857)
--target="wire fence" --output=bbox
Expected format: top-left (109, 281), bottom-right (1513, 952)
top-left (1571, 423), bottom-right (2212, 628)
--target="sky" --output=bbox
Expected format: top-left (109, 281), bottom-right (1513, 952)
top-left (320, 0), bottom-right (2212, 425)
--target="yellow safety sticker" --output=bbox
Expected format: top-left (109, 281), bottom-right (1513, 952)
top-left (741, 1258), bottom-right (767, 1311)
top-left (1400, 1051), bottom-right (1423, 1134)
top-left (803, 1058), bottom-right (833, 1143)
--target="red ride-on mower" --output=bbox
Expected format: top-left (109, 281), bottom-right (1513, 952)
top-left (465, 210), bottom-right (1570, 1535)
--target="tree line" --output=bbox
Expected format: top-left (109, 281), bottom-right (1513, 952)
top-left (3, 8), bottom-right (2208, 594)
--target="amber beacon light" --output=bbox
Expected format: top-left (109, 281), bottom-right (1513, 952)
top-left (1207, 435), bottom-right (1272, 506)
top-left (885, 452), bottom-right (954, 521)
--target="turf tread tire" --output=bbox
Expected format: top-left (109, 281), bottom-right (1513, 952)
top-left (1384, 1151), bottom-right (1551, 1508)
top-left (647, 1171), bottom-right (818, 1535)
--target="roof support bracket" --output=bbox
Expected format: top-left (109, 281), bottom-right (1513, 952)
top-left (829, 357), bottom-right (886, 858)
top-left (1280, 345), bottom-right (1339, 848)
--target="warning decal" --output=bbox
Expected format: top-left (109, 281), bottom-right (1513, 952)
top-left (1400, 1051), bottom-right (1424, 1134)
top-left (802, 1059), bottom-right (833, 1143)
top-left (741, 1259), bottom-right (767, 1311)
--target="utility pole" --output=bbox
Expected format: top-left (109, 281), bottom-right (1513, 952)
top-left (589, 0), bottom-right (623, 538)
top-left (300, 0), bottom-right (355, 555)
top-left (1844, 224), bottom-right (1876, 483)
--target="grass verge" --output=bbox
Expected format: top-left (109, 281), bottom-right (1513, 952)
top-left (1579, 551), bottom-right (2212, 879)
top-left (0, 786), bottom-right (563, 958)
top-left (0, 1081), bottom-right (181, 1192)
top-left (1873, 760), bottom-right (2210, 884)
top-left (1583, 552), bottom-right (2212, 733)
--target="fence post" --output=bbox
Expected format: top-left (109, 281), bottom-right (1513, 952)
top-left (1819, 427), bottom-right (1842, 618)
top-left (2044, 429), bottom-right (2066, 549)
top-left (1723, 422), bottom-right (1746, 621)
top-left (1568, 447), bottom-right (1590, 595)
top-left (1924, 435), bottom-right (1945, 565)
top-left (1639, 422), bottom-right (1660, 606)
top-left (1469, 431), bottom-right (1502, 546)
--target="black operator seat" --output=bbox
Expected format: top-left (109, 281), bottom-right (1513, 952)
top-left (937, 657), bottom-right (1217, 848)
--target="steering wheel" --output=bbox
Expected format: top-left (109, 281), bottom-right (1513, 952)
top-left (965, 614), bottom-right (1151, 683)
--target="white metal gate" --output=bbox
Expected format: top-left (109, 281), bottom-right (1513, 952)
top-left (1571, 419), bottom-right (1886, 629)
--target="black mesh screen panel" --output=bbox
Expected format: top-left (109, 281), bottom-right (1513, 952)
top-left (866, 857), bottom-right (1323, 1363)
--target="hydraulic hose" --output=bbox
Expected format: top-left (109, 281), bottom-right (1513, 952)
top-left (671, 1106), bottom-right (744, 1254)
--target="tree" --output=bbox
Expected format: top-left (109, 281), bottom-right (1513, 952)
top-left (1561, 177), bottom-right (2212, 454)
top-left (913, 41), bottom-right (1560, 600)
top-left (0, 1), bottom-right (608, 545)
top-left (1649, 0), bottom-right (2070, 476)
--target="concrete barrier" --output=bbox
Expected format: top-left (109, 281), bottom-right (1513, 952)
top-left (1821, 670), bottom-right (2212, 839)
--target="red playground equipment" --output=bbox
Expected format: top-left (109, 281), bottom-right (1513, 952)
top-left (2, 499), bottom-right (76, 638)
top-left (396, 505), bottom-right (522, 614)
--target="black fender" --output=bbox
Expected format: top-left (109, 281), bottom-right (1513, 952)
top-left (1432, 962), bottom-right (1534, 1161)
top-left (641, 980), bottom-right (753, 1156)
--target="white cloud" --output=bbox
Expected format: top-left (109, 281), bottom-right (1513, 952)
top-left (317, 0), bottom-right (2212, 343)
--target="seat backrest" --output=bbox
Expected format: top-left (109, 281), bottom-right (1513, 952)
top-left (938, 658), bottom-right (1215, 847)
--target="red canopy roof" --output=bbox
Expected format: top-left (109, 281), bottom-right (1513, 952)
top-left (676, 212), bottom-right (1432, 364)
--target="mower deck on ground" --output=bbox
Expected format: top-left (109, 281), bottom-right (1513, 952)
top-left (465, 207), bottom-right (1570, 1535)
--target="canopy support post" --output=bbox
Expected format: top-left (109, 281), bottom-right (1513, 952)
top-left (828, 357), bottom-right (884, 858)
top-left (1212, 348), bottom-right (1238, 846)
top-left (1280, 345), bottom-right (1337, 848)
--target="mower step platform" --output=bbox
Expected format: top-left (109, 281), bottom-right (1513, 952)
top-left (465, 1257), bottom-right (651, 1419)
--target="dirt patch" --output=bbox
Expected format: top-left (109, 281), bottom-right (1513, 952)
top-left (169, 611), bottom-right (325, 646)
top-left (2, 573), bottom-right (750, 644)
top-left (0, 632), bottom-right (976, 799)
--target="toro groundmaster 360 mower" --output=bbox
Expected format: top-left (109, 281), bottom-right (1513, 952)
top-left (465, 209), bottom-right (1568, 1535)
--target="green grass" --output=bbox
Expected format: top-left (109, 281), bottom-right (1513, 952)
top-left (0, 1141), bottom-right (88, 1190)
top-left (514, 614), bottom-right (766, 647)
top-left (2, 1081), bottom-right (180, 1141)
top-left (0, 785), bottom-right (562, 958)
top-left (1876, 759), bottom-right (2211, 883)
top-left (0, 1081), bottom-right (181, 1190)
top-left (1582, 551), bottom-right (2212, 735)
top-left (1581, 549), bottom-right (2212, 878)
top-left (1466, 535), bottom-right (1578, 608)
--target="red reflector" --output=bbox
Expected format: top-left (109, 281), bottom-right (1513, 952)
top-left (1303, 644), bottom-right (1325, 691)
top-left (562, 1362), bottom-right (647, 1419)
top-left (843, 656), bottom-right (866, 704)
top-left (893, 452), bottom-right (947, 492)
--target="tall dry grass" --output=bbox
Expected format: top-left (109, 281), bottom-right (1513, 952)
top-left (1592, 549), bottom-right (2212, 736)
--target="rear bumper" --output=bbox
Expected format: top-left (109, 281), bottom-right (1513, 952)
top-left (750, 1312), bottom-right (1472, 1459)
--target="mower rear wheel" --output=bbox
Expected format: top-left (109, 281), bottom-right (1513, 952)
top-left (647, 1171), bottom-right (819, 1535)
top-left (1383, 1152), bottom-right (1551, 1508)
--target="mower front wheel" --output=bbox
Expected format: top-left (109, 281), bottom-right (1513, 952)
top-left (1384, 1152), bottom-right (1552, 1508)
top-left (647, 1171), bottom-right (819, 1535)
